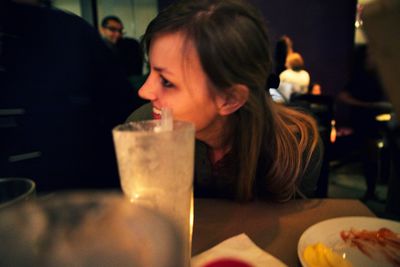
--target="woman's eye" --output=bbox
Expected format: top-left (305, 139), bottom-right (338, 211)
top-left (160, 76), bottom-right (174, 88)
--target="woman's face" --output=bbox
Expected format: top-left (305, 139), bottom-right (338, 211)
top-left (138, 32), bottom-right (227, 142)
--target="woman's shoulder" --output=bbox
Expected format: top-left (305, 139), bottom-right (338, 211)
top-left (279, 69), bottom-right (292, 79)
top-left (297, 135), bottom-right (324, 197)
top-left (299, 69), bottom-right (310, 79)
top-left (126, 103), bottom-right (152, 122)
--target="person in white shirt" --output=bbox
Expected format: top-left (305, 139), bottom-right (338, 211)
top-left (279, 52), bottom-right (310, 100)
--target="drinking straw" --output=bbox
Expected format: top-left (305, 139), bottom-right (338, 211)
top-left (154, 107), bottom-right (173, 132)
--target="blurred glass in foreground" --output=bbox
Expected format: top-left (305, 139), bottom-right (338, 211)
top-left (0, 192), bottom-right (182, 267)
top-left (0, 177), bottom-right (36, 209)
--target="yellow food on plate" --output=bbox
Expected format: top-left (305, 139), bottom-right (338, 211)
top-left (303, 243), bottom-right (352, 267)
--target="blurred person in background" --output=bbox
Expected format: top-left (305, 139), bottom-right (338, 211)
top-left (278, 52), bottom-right (311, 101)
top-left (274, 35), bottom-right (294, 75)
top-left (338, 44), bottom-right (392, 201)
top-left (100, 15), bottom-right (144, 82)
top-left (0, 0), bottom-right (145, 192)
top-left (100, 15), bottom-right (124, 48)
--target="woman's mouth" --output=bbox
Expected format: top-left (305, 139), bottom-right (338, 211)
top-left (152, 107), bottom-right (162, 120)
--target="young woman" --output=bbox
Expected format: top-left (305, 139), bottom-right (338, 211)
top-left (128, 0), bottom-right (322, 202)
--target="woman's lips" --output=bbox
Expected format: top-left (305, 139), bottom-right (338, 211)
top-left (152, 107), bottom-right (162, 120)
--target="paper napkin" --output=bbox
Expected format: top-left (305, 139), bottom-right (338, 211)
top-left (191, 233), bottom-right (288, 267)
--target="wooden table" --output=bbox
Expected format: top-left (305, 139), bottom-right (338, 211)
top-left (192, 198), bottom-right (375, 266)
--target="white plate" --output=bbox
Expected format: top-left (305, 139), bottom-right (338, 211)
top-left (297, 216), bottom-right (400, 267)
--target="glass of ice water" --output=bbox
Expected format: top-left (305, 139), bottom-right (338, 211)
top-left (113, 120), bottom-right (195, 267)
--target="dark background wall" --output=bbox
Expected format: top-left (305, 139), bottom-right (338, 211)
top-left (252, 0), bottom-right (357, 96)
top-left (158, 0), bottom-right (357, 97)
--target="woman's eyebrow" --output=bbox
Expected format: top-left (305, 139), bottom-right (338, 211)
top-left (153, 66), bottom-right (174, 75)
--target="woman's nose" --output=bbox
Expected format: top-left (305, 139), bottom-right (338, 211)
top-left (138, 77), bottom-right (157, 101)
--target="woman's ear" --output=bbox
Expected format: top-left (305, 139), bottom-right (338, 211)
top-left (217, 84), bottom-right (249, 116)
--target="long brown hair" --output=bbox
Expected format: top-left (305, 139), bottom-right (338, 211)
top-left (143, 0), bottom-right (319, 202)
